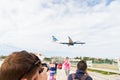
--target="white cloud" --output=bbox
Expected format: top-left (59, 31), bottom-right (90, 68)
top-left (0, 0), bottom-right (120, 58)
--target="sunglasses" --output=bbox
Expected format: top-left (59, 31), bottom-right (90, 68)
top-left (39, 65), bottom-right (49, 74)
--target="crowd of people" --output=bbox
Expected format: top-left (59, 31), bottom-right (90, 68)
top-left (0, 50), bottom-right (93, 80)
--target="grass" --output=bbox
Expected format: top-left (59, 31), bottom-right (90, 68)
top-left (88, 68), bottom-right (118, 75)
top-left (92, 63), bottom-right (118, 71)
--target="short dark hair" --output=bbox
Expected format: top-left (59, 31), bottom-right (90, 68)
top-left (77, 60), bottom-right (87, 71)
top-left (0, 50), bottom-right (41, 80)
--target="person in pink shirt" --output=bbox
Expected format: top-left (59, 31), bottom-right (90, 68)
top-left (63, 57), bottom-right (71, 76)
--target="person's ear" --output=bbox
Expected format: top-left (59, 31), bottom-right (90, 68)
top-left (21, 78), bottom-right (27, 80)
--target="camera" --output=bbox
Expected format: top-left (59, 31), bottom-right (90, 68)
top-left (42, 63), bottom-right (49, 71)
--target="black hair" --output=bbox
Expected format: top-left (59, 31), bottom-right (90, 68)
top-left (77, 60), bottom-right (87, 71)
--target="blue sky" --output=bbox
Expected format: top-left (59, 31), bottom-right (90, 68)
top-left (0, 0), bottom-right (120, 58)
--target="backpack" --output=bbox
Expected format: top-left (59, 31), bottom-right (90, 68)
top-left (71, 73), bottom-right (89, 80)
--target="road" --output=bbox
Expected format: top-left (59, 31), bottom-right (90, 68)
top-left (54, 69), bottom-right (120, 80)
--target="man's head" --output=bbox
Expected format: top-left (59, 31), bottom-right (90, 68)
top-left (66, 57), bottom-right (69, 59)
top-left (77, 60), bottom-right (87, 71)
top-left (0, 50), bottom-right (44, 80)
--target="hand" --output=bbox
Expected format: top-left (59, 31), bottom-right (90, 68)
top-left (40, 67), bottom-right (48, 80)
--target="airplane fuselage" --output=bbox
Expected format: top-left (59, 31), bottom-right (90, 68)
top-left (69, 43), bottom-right (74, 45)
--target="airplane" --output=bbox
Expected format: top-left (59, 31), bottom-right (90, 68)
top-left (52, 36), bottom-right (85, 46)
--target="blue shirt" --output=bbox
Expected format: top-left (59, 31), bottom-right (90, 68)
top-left (49, 67), bottom-right (56, 76)
top-left (68, 70), bottom-right (93, 80)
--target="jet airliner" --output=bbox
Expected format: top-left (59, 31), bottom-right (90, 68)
top-left (52, 36), bottom-right (85, 46)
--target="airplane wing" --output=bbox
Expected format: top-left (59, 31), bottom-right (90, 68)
top-left (74, 41), bottom-right (85, 44)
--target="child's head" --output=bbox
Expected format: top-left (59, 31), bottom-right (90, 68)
top-left (77, 60), bottom-right (87, 71)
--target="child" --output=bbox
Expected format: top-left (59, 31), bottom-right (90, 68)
top-left (49, 61), bottom-right (56, 80)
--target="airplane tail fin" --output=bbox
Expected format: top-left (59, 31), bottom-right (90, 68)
top-left (68, 36), bottom-right (73, 43)
top-left (52, 36), bottom-right (58, 42)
